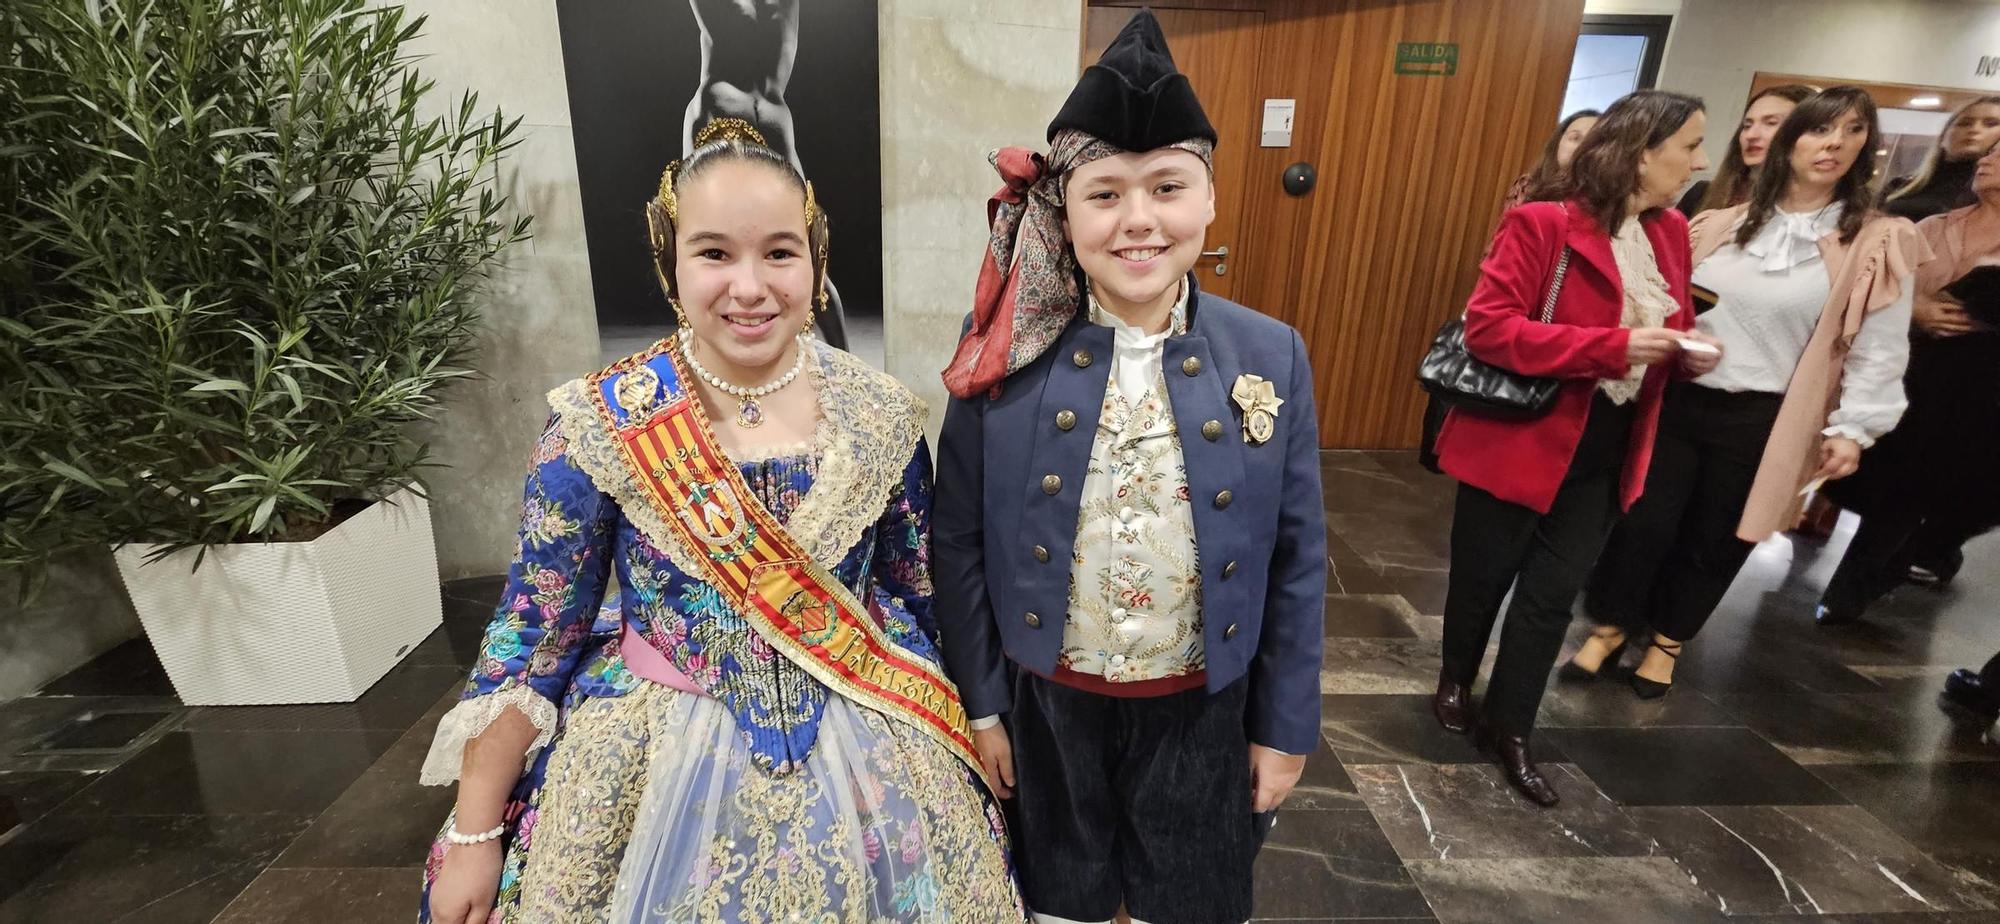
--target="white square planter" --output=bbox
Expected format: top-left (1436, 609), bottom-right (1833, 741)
top-left (111, 486), bottom-right (443, 705)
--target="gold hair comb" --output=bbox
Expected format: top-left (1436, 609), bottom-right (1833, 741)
top-left (657, 119), bottom-right (773, 223)
top-left (694, 117), bottom-right (766, 148)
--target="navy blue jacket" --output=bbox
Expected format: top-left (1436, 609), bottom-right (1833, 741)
top-left (933, 284), bottom-right (1328, 754)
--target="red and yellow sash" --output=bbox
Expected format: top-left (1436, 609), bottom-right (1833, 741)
top-left (585, 349), bottom-right (990, 791)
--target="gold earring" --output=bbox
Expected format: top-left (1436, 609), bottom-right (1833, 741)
top-left (668, 295), bottom-right (689, 329)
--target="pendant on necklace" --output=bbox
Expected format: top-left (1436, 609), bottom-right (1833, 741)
top-left (737, 397), bottom-right (765, 428)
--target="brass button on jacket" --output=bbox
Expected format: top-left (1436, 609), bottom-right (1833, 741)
top-left (1042, 474), bottom-right (1063, 495)
top-left (1181, 355), bottom-right (1203, 376)
top-left (1222, 560), bottom-right (1238, 579)
top-left (1202, 419), bottom-right (1223, 441)
top-left (1025, 611), bottom-right (1042, 628)
top-left (1073, 349), bottom-right (1093, 368)
top-left (1033, 545), bottom-right (1051, 563)
top-left (1056, 410), bottom-right (1077, 431)
top-left (1224, 623), bottom-right (1239, 640)
top-left (1214, 489), bottom-right (1233, 509)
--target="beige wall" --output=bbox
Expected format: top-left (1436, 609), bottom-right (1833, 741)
top-left (878, 0), bottom-right (1082, 436)
top-left (397, 0), bottom-right (602, 580)
top-left (1658, 0), bottom-right (2000, 171)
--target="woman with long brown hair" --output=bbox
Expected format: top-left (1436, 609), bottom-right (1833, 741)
top-left (1505, 109), bottom-right (1602, 209)
top-left (1678, 84), bottom-right (1815, 216)
top-left (1564, 87), bottom-right (1921, 696)
top-left (1432, 90), bottom-right (1715, 806)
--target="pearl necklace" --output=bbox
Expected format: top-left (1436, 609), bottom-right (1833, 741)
top-left (679, 330), bottom-right (807, 429)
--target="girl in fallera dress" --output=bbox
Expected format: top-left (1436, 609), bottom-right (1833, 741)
top-left (420, 118), bottom-right (1022, 924)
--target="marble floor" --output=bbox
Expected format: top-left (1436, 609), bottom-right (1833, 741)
top-left (3, 450), bottom-right (1998, 922)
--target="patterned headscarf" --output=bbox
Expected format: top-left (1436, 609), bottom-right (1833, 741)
top-left (942, 129), bottom-right (1214, 399)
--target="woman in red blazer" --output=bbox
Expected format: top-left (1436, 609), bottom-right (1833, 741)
top-left (1431, 90), bottom-right (1721, 806)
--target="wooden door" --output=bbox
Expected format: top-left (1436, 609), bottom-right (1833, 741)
top-left (1083, 7), bottom-right (1263, 301)
top-left (1085, 0), bottom-right (1584, 448)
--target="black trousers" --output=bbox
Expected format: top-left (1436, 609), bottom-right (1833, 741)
top-left (1822, 503), bottom-right (1989, 611)
top-left (1586, 383), bottom-right (1783, 641)
top-left (1441, 392), bottom-right (1633, 736)
top-left (1822, 334), bottom-right (2000, 608)
top-left (1007, 672), bottom-right (1258, 924)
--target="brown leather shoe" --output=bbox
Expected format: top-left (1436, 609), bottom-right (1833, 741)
top-left (1478, 728), bottom-right (1560, 806)
top-left (1432, 672), bottom-right (1471, 735)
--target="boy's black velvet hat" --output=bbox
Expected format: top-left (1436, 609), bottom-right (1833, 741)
top-left (1047, 9), bottom-right (1216, 150)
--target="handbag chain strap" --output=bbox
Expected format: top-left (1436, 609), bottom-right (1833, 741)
top-left (1537, 247), bottom-right (1572, 324)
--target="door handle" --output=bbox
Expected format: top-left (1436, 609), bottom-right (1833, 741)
top-left (1201, 245), bottom-right (1229, 276)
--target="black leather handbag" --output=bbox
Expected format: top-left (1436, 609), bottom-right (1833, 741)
top-left (1416, 245), bottom-right (1572, 419)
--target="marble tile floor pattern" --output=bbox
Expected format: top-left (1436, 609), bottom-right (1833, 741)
top-left (3, 450), bottom-right (1999, 922)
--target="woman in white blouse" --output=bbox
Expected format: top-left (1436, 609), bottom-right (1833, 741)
top-left (1562, 87), bottom-right (1919, 698)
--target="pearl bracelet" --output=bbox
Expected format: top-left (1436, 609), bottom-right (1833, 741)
top-left (445, 823), bottom-right (506, 846)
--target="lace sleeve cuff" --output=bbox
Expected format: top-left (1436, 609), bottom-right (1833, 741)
top-left (418, 685), bottom-right (561, 786)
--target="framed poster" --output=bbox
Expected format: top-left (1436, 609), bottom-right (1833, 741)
top-left (558, 0), bottom-right (882, 337)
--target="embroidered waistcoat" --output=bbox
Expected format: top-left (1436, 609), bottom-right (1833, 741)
top-left (1061, 366), bottom-right (1205, 682)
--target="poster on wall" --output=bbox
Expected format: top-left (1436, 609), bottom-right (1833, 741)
top-left (557, 0), bottom-right (882, 342)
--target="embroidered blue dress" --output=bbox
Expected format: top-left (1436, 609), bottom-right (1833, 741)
top-left (419, 341), bottom-right (1022, 922)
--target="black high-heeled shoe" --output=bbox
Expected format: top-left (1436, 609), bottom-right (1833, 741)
top-left (1630, 639), bottom-right (1682, 700)
top-left (1557, 630), bottom-right (1630, 683)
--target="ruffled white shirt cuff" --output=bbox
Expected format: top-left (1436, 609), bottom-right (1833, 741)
top-left (418, 685), bottom-right (561, 786)
top-left (1821, 423), bottom-right (1877, 449)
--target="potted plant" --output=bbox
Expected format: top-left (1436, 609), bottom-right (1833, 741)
top-left (0, 0), bottom-right (528, 704)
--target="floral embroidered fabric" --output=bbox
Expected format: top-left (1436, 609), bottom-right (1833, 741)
top-left (422, 341), bottom-right (940, 780)
top-left (1061, 360), bottom-right (1205, 683)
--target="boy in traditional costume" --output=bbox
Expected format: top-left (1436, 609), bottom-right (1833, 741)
top-left (933, 12), bottom-right (1327, 923)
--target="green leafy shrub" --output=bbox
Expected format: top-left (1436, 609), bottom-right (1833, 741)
top-left (0, 0), bottom-right (528, 577)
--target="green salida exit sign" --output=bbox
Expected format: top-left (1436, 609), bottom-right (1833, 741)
top-left (1395, 42), bottom-right (1459, 77)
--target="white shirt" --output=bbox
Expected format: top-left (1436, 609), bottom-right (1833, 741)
top-left (1689, 204), bottom-right (1912, 446)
